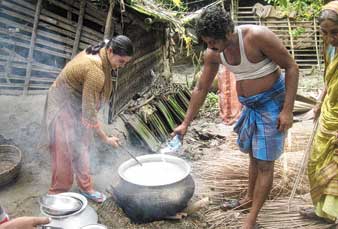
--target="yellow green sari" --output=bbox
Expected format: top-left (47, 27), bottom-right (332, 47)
top-left (308, 44), bottom-right (338, 222)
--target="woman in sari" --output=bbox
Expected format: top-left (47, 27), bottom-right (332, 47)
top-left (302, 0), bottom-right (338, 222)
top-left (44, 35), bottom-right (133, 203)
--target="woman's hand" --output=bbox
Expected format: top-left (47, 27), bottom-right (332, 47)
top-left (0, 216), bottom-right (50, 229)
top-left (313, 103), bottom-right (322, 121)
top-left (104, 136), bottom-right (121, 148)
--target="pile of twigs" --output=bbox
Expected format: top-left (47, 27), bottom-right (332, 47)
top-left (202, 197), bottom-right (333, 229)
top-left (194, 149), bottom-right (309, 202)
top-left (193, 148), bottom-right (316, 228)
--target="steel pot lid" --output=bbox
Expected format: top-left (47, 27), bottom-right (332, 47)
top-left (41, 192), bottom-right (87, 219)
top-left (39, 194), bottom-right (82, 216)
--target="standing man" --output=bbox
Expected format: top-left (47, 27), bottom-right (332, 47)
top-left (174, 6), bottom-right (299, 229)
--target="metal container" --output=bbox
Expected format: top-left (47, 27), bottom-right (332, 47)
top-left (112, 154), bottom-right (195, 223)
top-left (39, 195), bottom-right (82, 216)
top-left (40, 192), bottom-right (98, 229)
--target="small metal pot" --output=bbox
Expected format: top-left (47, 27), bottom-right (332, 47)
top-left (40, 192), bottom-right (98, 229)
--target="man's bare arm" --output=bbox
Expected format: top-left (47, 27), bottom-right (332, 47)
top-left (181, 49), bottom-right (220, 127)
top-left (255, 27), bottom-right (299, 113)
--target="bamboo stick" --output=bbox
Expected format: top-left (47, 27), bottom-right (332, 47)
top-left (313, 17), bottom-right (321, 72)
top-left (104, 0), bottom-right (115, 40)
top-left (23, 0), bottom-right (42, 95)
top-left (288, 120), bottom-right (318, 208)
top-left (72, 0), bottom-right (86, 58)
top-left (287, 17), bottom-right (295, 59)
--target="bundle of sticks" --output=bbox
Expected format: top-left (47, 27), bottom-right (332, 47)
top-left (192, 148), bottom-right (314, 228)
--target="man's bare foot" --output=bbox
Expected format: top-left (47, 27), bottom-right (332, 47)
top-left (220, 198), bottom-right (252, 211)
top-left (242, 217), bottom-right (259, 229)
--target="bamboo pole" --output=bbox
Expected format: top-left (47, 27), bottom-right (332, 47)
top-left (67, 0), bottom-right (74, 20)
top-left (287, 17), bottom-right (295, 59)
top-left (104, 0), bottom-right (115, 40)
top-left (72, 0), bottom-right (86, 58)
top-left (313, 17), bottom-right (321, 72)
top-left (288, 120), bottom-right (318, 209)
top-left (23, 0), bottom-right (43, 95)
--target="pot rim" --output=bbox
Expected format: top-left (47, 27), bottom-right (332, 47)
top-left (40, 192), bottom-right (87, 218)
top-left (118, 154), bottom-right (191, 187)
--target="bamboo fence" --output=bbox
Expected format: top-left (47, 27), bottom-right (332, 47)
top-left (235, 6), bottom-right (324, 75)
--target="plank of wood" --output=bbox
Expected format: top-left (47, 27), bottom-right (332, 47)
top-left (1, 1), bottom-right (102, 44)
top-left (1, 1), bottom-right (83, 44)
top-left (64, 0), bottom-right (107, 20)
top-left (0, 88), bottom-right (48, 95)
top-left (0, 37), bottom-right (72, 59)
top-left (0, 28), bottom-right (73, 56)
top-left (0, 82), bottom-right (50, 89)
top-left (48, 0), bottom-right (106, 25)
top-left (0, 56), bottom-right (62, 73)
top-left (72, 0), bottom-right (86, 58)
top-left (104, 0), bottom-right (115, 39)
top-left (0, 17), bottom-right (73, 48)
top-left (0, 73), bottom-right (55, 83)
top-left (23, 0), bottom-right (43, 95)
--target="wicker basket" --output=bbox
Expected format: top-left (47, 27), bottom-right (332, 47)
top-left (0, 145), bottom-right (22, 187)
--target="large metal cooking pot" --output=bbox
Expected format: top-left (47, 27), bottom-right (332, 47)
top-left (112, 154), bottom-right (195, 223)
top-left (40, 192), bottom-right (98, 229)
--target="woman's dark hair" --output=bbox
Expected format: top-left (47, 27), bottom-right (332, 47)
top-left (319, 9), bottom-right (338, 24)
top-left (85, 35), bottom-right (134, 56)
top-left (195, 5), bottom-right (234, 42)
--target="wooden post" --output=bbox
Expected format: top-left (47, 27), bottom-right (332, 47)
top-left (23, 0), bottom-right (43, 95)
top-left (72, 0), bottom-right (86, 58)
top-left (313, 18), bottom-right (321, 72)
top-left (287, 17), bottom-right (295, 59)
top-left (104, 0), bottom-right (115, 40)
top-left (67, 0), bottom-right (74, 20)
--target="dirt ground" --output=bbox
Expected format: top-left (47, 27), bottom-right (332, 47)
top-left (0, 94), bottom-right (213, 228)
top-left (0, 93), bottom-right (335, 228)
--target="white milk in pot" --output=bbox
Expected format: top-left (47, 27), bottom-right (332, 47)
top-left (123, 161), bottom-right (186, 186)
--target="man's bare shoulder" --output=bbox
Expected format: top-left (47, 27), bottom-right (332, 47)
top-left (203, 48), bottom-right (221, 65)
top-left (242, 25), bottom-right (273, 39)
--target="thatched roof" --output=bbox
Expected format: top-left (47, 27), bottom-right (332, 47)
top-left (127, 0), bottom-right (223, 41)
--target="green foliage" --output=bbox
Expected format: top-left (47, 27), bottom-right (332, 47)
top-left (265, 0), bottom-right (324, 19)
top-left (155, 0), bottom-right (187, 11)
top-left (290, 27), bottom-right (306, 38)
top-left (203, 92), bottom-right (219, 111)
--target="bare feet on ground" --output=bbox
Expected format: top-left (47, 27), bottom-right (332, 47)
top-left (242, 216), bottom-right (257, 229)
top-left (221, 197), bottom-right (253, 210)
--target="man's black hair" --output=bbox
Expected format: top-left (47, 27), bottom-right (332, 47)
top-left (195, 5), bottom-right (234, 43)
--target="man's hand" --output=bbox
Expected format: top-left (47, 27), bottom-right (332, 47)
top-left (0, 216), bottom-right (50, 229)
top-left (173, 122), bottom-right (189, 138)
top-left (277, 110), bottom-right (293, 132)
